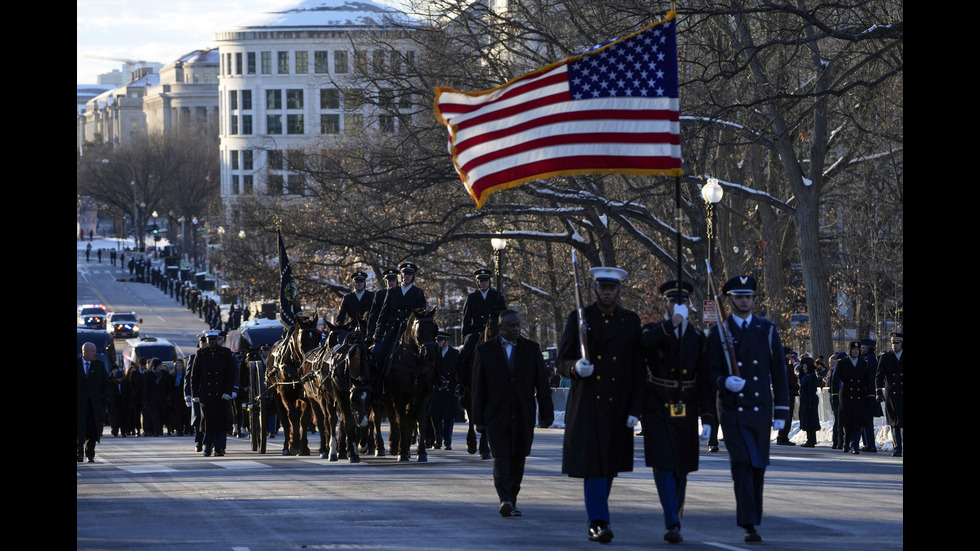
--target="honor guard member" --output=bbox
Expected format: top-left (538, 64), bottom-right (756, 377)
top-left (640, 280), bottom-right (714, 544)
top-left (190, 330), bottom-right (237, 457)
top-left (831, 341), bottom-right (875, 455)
top-left (462, 268), bottom-right (507, 339)
top-left (707, 275), bottom-right (789, 543)
top-left (367, 268), bottom-right (399, 339)
top-left (875, 332), bottom-right (903, 457)
top-left (373, 262), bottom-right (427, 365)
top-left (556, 266), bottom-right (645, 544)
top-left (336, 271), bottom-right (375, 329)
top-left (859, 339), bottom-right (882, 452)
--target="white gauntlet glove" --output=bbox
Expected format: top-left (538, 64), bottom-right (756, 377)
top-left (574, 358), bottom-right (594, 377)
top-left (725, 376), bottom-right (746, 392)
top-left (626, 415), bottom-right (639, 429)
top-left (221, 393), bottom-right (232, 401)
top-left (772, 419), bottom-right (786, 431)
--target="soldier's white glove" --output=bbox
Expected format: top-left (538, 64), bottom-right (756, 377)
top-left (772, 419), bottom-right (785, 431)
top-left (574, 358), bottom-right (594, 377)
top-left (725, 376), bottom-right (746, 392)
top-left (231, 392), bottom-right (237, 399)
top-left (626, 415), bottom-right (639, 428)
top-left (184, 395), bottom-right (192, 407)
top-left (700, 424), bottom-right (712, 439)
top-left (192, 397), bottom-right (200, 403)
top-left (673, 304), bottom-right (689, 321)
top-left (221, 393), bottom-right (233, 401)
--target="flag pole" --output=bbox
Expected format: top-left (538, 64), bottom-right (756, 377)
top-left (674, 176), bottom-right (684, 376)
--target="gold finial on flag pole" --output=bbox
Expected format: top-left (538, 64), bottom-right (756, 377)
top-left (273, 214), bottom-right (282, 231)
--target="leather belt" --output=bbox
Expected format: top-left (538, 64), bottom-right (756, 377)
top-left (649, 375), bottom-right (695, 389)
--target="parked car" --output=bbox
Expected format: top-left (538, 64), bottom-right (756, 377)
top-left (108, 312), bottom-right (142, 338)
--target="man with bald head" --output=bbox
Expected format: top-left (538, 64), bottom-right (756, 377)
top-left (77, 342), bottom-right (111, 462)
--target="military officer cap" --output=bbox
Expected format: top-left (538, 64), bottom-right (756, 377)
top-left (722, 275), bottom-right (757, 296)
top-left (589, 266), bottom-right (627, 286)
top-left (659, 280), bottom-right (693, 301)
top-left (860, 338), bottom-right (876, 348)
top-left (436, 331), bottom-right (452, 340)
top-left (202, 329), bottom-right (223, 340)
top-left (848, 340), bottom-right (861, 350)
top-left (351, 271), bottom-right (368, 282)
top-left (474, 268), bottom-right (492, 280)
top-left (890, 332), bottom-right (903, 343)
top-left (382, 268), bottom-right (399, 279)
top-left (399, 262), bottom-right (418, 275)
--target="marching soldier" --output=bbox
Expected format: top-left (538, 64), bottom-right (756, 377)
top-left (875, 332), bottom-right (903, 457)
top-left (372, 262), bottom-right (427, 365)
top-left (831, 341), bottom-right (875, 455)
top-left (190, 330), bottom-right (237, 457)
top-left (859, 339), bottom-right (882, 452)
top-left (556, 266), bottom-right (645, 543)
top-left (640, 280), bottom-right (714, 544)
top-left (461, 268), bottom-right (506, 339)
top-left (336, 271), bottom-right (375, 329)
top-left (707, 275), bottom-right (789, 543)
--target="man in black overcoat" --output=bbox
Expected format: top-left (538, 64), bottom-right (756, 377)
top-left (640, 280), bottom-right (714, 544)
top-left (831, 341), bottom-right (875, 455)
top-left (78, 342), bottom-right (111, 462)
top-left (336, 271), bottom-right (374, 329)
top-left (707, 275), bottom-right (789, 543)
top-left (472, 310), bottom-right (554, 518)
top-left (191, 330), bottom-right (237, 457)
top-left (859, 339), bottom-right (882, 452)
top-left (875, 332), bottom-right (903, 457)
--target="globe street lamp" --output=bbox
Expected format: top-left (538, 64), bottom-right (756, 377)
top-left (192, 216), bottom-right (199, 271)
top-left (701, 177), bottom-right (724, 315)
top-left (491, 235), bottom-right (508, 293)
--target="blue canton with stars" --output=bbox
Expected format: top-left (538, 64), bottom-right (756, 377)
top-left (567, 20), bottom-right (678, 101)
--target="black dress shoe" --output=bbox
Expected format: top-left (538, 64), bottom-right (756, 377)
top-left (77, 453), bottom-right (84, 463)
top-left (709, 445), bottom-right (719, 453)
top-left (744, 527), bottom-right (763, 543)
top-left (776, 439), bottom-right (796, 446)
top-left (203, 447), bottom-right (212, 457)
top-left (664, 526), bottom-right (682, 543)
top-left (892, 450), bottom-right (902, 457)
top-left (499, 501), bottom-right (514, 517)
top-left (588, 521), bottom-right (614, 543)
top-left (87, 457), bottom-right (95, 463)
top-left (861, 447), bottom-right (878, 453)
top-left (215, 450), bottom-right (225, 457)
top-left (801, 442), bottom-right (815, 448)
top-left (445, 445), bottom-right (452, 451)
top-left (851, 448), bottom-right (860, 454)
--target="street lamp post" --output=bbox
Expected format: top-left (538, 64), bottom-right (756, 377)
top-left (491, 235), bottom-right (508, 293)
top-left (192, 216), bottom-right (199, 271)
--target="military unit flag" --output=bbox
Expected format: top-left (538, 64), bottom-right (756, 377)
top-left (434, 12), bottom-right (681, 209)
top-left (278, 229), bottom-right (299, 327)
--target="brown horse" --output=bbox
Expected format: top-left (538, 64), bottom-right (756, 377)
top-left (267, 314), bottom-right (320, 456)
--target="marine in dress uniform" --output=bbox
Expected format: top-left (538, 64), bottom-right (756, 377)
top-left (461, 268), bottom-right (507, 339)
top-left (336, 271), bottom-right (375, 329)
top-left (556, 266), bottom-right (645, 543)
top-left (373, 262), bottom-right (427, 366)
top-left (190, 330), bottom-right (237, 457)
top-left (875, 332), bottom-right (903, 456)
top-left (707, 275), bottom-right (789, 543)
top-left (640, 281), bottom-right (714, 544)
top-left (472, 310), bottom-right (555, 518)
top-left (831, 341), bottom-right (875, 455)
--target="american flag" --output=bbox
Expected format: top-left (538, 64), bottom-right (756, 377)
top-left (434, 13), bottom-right (681, 209)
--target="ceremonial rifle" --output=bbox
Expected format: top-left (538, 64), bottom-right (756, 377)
top-left (571, 250), bottom-right (589, 361)
top-left (706, 260), bottom-right (740, 377)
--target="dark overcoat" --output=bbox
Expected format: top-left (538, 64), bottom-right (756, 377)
top-left (708, 316), bottom-right (789, 468)
top-left (798, 372), bottom-right (821, 432)
top-left (77, 356), bottom-right (111, 442)
top-left (373, 285), bottom-right (426, 354)
top-left (336, 290), bottom-right (375, 328)
top-left (190, 345), bottom-right (237, 432)
top-left (830, 357), bottom-right (874, 432)
top-left (863, 353), bottom-right (884, 417)
top-left (461, 288), bottom-right (506, 337)
top-left (640, 319), bottom-right (714, 474)
top-left (430, 346), bottom-right (461, 419)
top-left (875, 350), bottom-right (903, 427)
top-left (557, 304), bottom-right (645, 478)
top-left (471, 336), bottom-right (554, 459)
top-left (366, 287), bottom-right (391, 336)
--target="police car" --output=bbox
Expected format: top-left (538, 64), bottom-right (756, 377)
top-left (121, 336), bottom-right (179, 370)
top-left (78, 304), bottom-right (108, 330)
top-left (108, 311), bottom-right (142, 338)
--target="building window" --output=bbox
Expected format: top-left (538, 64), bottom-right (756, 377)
top-left (286, 89), bottom-right (304, 109)
top-left (315, 51), bottom-right (329, 73)
top-left (399, 92), bottom-right (412, 110)
top-left (278, 51), bottom-right (289, 74)
top-left (229, 115), bottom-right (238, 135)
top-left (241, 114), bottom-right (252, 135)
top-left (380, 115), bottom-right (395, 133)
top-left (224, 53), bottom-right (231, 75)
top-left (231, 150), bottom-right (240, 170)
top-left (242, 150), bottom-right (253, 171)
top-left (406, 51), bottom-right (415, 71)
top-left (354, 51), bottom-right (368, 75)
top-left (296, 51), bottom-right (308, 73)
top-left (247, 52), bottom-right (256, 74)
top-left (243, 174), bottom-right (253, 194)
top-left (287, 114), bottom-right (304, 135)
top-left (261, 52), bottom-right (272, 74)
top-left (286, 150), bottom-right (305, 171)
top-left (334, 50), bottom-right (348, 73)
top-left (320, 89), bottom-right (339, 109)
top-left (241, 90), bottom-right (252, 110)
top-left (399, 113), bottom-right (412, 132)
top-left (373, 50), bottom-right (386, 74)
top-left (235, 52), bottom-right (243, 75)
top-left (229, 91), bottom-right (238, 110)
top-left (287, 174), bottom-right (305, 195)
top-left (231, 175), bottom-right (240, 195)
top-left (344, 89), bottom-right (364, 111)
top-left (266, 89), bottom-right (282, 110)
top-left (267, 174), bottom-right (284, 196)
top-left (267, 115), bottom-right (283, 134)
top-left (379, 88), bottom-right (394, 110)
top-left (344, 113), bottom-right (363, 133)
top-left (390, 51), bottom-right (402, 74)
top-left (268, 150), bottom-right (283, 170)
top-left (320, 114), bottom-right (339, 134)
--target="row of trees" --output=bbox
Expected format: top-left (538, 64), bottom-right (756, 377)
top-left (76, 0), bottom-right (902, 352)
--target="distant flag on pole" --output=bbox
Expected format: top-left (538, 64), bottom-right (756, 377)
top-left (278, 229), bottom-right (299, 327)
top-left (434, 12), bottom-right (681, 209)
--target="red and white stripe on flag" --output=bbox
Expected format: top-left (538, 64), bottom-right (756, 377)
top-left (434, 12), bottom-right (681, 209)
